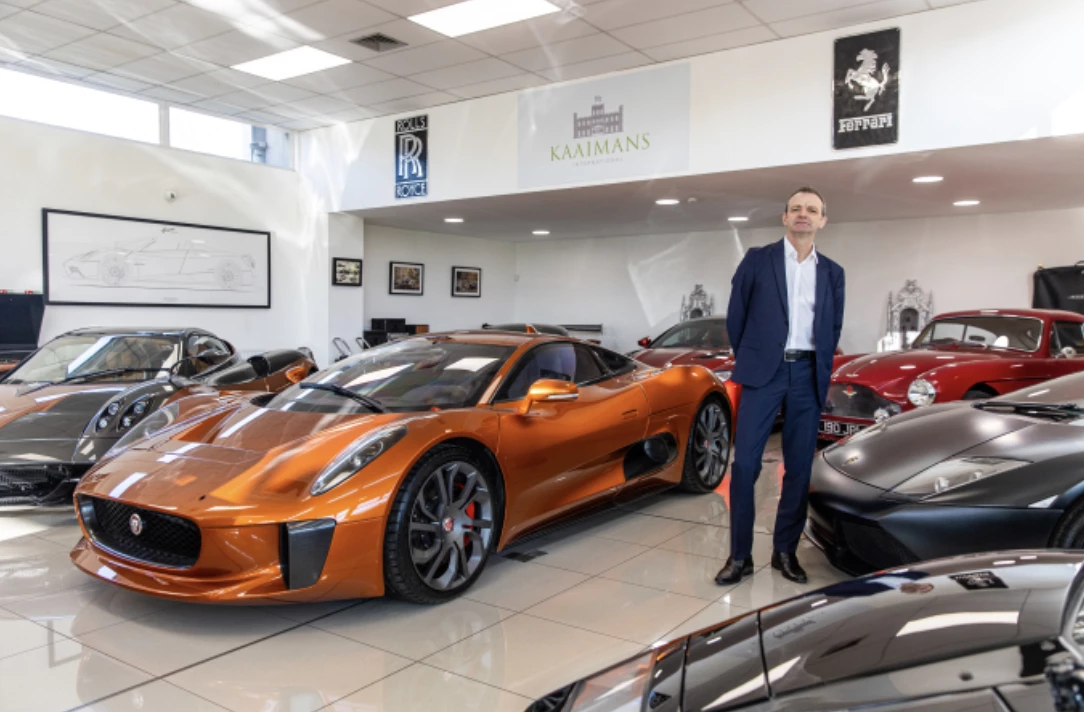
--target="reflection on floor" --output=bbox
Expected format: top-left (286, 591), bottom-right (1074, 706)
top-left (0, 434), bottom-right (847, 712)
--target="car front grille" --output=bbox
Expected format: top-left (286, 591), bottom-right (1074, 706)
top-left (0, 464), bottom-right (88, 505)
top-left (79, 496), bottom-right (201, 568)
top-left (824, 384), bottom-right (898, 420)
top-left (838, 519), bottom-right (919, 570)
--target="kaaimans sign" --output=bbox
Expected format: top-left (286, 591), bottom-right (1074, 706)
top-left (518, 64), bottom-right (690, 189)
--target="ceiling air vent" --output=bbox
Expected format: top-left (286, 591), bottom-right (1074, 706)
top-left (350, 33), bottom-right (408, 52)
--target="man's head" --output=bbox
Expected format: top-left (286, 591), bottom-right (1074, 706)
top-left (782, 186), bottom-right (828, 240)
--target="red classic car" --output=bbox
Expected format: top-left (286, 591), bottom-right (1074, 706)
top-left (819, 308), bottom-right (1084, 441)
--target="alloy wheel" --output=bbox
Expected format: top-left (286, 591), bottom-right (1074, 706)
top-left (693, 403), bottom-right (729, 488)
top-left (408, 460), bottom-right (493, 592)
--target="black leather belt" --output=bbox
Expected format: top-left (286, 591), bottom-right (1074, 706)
top-left (783, 350), bottom-right (814, 362)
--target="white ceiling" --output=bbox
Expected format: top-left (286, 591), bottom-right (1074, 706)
top-left (353, 134), bottom-right (1084, 240)
top-left (0, 0), bottom-right (983, 131)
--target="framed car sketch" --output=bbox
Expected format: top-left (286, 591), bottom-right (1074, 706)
top-left (332, 257), bottom-right (362, 287)
top-left (389, 261), bottom-right (424, 295)
top-left (832, 28), bottom-right (900, 150)
top-left (42, 209), bottom-right (271, 308)
top-left (451, 266), bottom-right (481, 298)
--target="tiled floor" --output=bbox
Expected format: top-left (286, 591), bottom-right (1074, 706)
top-left (0, 434), bottom-right (847, 712)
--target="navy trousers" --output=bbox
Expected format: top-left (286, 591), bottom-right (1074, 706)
top-left (728, 358), bottom-right (820, 560)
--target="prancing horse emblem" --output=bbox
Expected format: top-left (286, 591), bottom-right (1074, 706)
top-left (129, 513), bottom-right (143, 536)
top-left (845, 48), bottom-right (891, 112)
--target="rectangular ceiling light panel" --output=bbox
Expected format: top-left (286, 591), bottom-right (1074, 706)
top-left (410, 0), bottom-right (560, 38)
top-left (233, 46), bottom-right (351, 81)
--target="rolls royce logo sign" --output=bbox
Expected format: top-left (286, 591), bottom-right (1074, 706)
top-left (129, 513), bottom-right (143, 536)
top-left (833, 29), bottom-right (899, 150)
top-left (395, 114), bottom-right (428, 200)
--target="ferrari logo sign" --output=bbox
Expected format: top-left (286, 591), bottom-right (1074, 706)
top-left (833, 29), bottom-right (899, 149)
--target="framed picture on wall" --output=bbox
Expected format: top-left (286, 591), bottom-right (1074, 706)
top-left (389, 261), bottom-right (424, 295)
top-left (332, 257), bottom-right (362, 286)
top-left (451, 266), bottom-right (481, 298)
top-left (42, 209), bottom-right (271, 308)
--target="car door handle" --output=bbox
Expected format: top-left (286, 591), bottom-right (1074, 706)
top-left (622, 409), bottom-right (639, 420)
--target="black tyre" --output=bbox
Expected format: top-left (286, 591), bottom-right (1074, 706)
top-left (1051, 498), bottom-right (1084, 548)
top-left (383, 444), bottom-right (501, 604)
top-left (679, 398), bottom-right (730, 493)
top-left (963, 386), bottom-right (997, 400)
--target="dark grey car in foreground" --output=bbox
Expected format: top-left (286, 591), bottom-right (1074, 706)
top-left (807, 371), bottom-right (1084, 574)
top-left (527, 551), bottom-right (1084, 711)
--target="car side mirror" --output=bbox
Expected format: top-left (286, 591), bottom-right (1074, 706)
top-left (519, 379), bottom-right (579, 415)
top-left (638, 337), bottom-right (652, 348)
top-left (198, 348), bottom-right (230, 365)
top-left (285, 365), bottom-right (309, 384)
top-left (1060, 346), bottom-right (1078, 359)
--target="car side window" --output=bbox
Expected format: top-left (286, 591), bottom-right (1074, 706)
top-left (498, 343), bottom-right (606, 401)
top-left (592, 345), bottom-right (635, 376)
top-left (572, 344), bottom-right (605, 383)
top-left (1053, 322), bottom-right (1084, 357)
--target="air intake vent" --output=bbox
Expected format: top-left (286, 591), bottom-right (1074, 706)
top-left (351, 33), bottom-right (407, 52)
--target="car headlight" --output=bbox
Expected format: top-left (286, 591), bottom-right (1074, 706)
top-left (893, 457), bottom-right (1030, 497)
top-left (562, 652), bottom-right (655, 712)
top-left (907, 378), bottom-right (936, 407)
top-left (310, 425), bottom-right (407, 496)
top-left (109, 403), bottom-right (180, 453)
top-left (713, 369), bottom-right (732, 382)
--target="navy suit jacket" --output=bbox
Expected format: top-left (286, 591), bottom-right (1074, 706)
top-left (726, 239), bottom-right (845, 406)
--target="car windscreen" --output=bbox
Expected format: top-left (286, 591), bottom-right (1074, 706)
top-left (5, 334), bottom-right (181, 384)
top-left (266, 339), bottom-right (515, 413)
top-left (911, 316), bottom-right (1042, 352)
top-left (654, 320), bottom-right (730, 349)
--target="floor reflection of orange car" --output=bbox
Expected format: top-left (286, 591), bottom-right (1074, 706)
top-left (72, 332), bottom-right (734, 604)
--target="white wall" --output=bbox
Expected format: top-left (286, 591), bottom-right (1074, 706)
top-left (513, 208), bottom-right (1084, 355)
top-left (0, 114), bottom-right (333, 363)
top-left (361, 225), bottom-right (515, 335)
top-left (328, 212), bottom-right (365, 353)
top-left (302, 0), bottom-right (1084, 211)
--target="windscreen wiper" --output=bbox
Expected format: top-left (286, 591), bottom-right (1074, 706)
top-left (22, 367), bottom-right (164, 395)
top-left (299, 382), bottom-right (388, 413)
top-left (975, 400), bottom-right (1084, 420)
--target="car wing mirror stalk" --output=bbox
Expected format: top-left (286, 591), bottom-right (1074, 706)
top-left (519, 379), bottom-right (580, 415)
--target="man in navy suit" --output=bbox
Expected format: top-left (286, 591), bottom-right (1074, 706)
top-left (716, 187), bottom-right (845, 585)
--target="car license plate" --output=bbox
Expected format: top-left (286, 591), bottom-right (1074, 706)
top-left (819, 420), bottom-right (865, 437)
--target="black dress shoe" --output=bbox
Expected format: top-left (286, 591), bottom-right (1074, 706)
top-left (715, 557), bottom-right (753, 585)
top-left (771, 552), bottom-right (808, 584)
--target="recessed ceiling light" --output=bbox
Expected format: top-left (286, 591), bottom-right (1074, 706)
top-left (409, 0), bottom-right (559, 38)
top-left (232, 46), bottom-right (351, 81)
top-left (953, 200), bottom-right (980, 207)
top-left (728, 217), bottom-right (749, 222)
top-left (912, 176), bottom-right (944, 183)
top-left (532, 230), bottom-right (549, 235)
top-left (445, 217), bottom-right (464, 223)
top-left (655, 198), bottom-right (680, 206)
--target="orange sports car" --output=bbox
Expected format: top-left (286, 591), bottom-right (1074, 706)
top-left (71, 331), bottom-right (736, 604)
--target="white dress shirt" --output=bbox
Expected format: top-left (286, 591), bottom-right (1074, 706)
top-left (784, 238), bottom-right (817, 351)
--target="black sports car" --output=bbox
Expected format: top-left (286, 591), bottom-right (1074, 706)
top-left (527, 550), bottom-right (1084, 712)
top-left (0, 327), bottom-right (315, 506)
top-left (806, 370), bottom-right (1084, 574)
